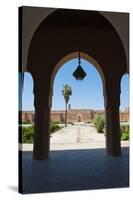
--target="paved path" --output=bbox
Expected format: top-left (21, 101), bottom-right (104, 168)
top-left (50, 124), bottom-right (106, 150)
top-left (21, 124), bottom-right (129, 151)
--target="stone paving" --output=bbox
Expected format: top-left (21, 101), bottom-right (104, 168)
top-left (50, 124), bottom-right (106, 150)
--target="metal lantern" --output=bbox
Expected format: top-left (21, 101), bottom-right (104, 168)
top-left (73, 52), bottom-right (86, 80)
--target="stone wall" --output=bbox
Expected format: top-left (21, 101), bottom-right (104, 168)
top-left (21, 108), bottom-right (129, 123)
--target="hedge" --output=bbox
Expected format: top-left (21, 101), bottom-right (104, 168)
top-left (22, 123), bottom-right (61, 143)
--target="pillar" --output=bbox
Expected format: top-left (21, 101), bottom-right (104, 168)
top-left (33, 77), bottom-right (50, 160)
top-left (104, 78), bottom-right (121, 156)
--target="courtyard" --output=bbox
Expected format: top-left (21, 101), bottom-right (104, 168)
top-left (22, 123), bottom-right (129, 151)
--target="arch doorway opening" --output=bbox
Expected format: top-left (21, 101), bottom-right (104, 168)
top-left (20, 72), bottom-right (34, 144)
top-left (50, 52), bottom-right (105, 151)
top-left (77, 115), bottom-right (82, 122)
top-left (120, 73), bottom-right (129, 142)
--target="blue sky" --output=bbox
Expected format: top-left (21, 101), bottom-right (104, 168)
top-left (22, 58), bottom-right (129, 111)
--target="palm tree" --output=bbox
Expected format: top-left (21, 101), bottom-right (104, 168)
top-left (62, 84), bottom-right (72, 127)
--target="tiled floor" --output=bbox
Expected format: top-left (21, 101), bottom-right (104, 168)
top-left (21, 147), bottom-right (129, 194)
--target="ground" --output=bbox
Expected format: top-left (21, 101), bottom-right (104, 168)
top-left (21, 124), bottom-right (129, 194)
top-left (22, 123), bottom-right (129, 151)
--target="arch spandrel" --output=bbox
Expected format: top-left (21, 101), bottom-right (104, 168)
top-left (25, 7), bottom-right (128, 108)
top-left (20, 7), bottom-right (128, 74)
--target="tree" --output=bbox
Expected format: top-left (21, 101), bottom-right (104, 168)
top-left (62, 84), bottom-right (72, 127)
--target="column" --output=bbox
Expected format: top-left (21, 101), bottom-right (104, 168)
top-left (105, 104), bottom-right (121, 156)
top-left (104, 78), bottom-right (121, 156)
top-left (33, 79), bottom-right (50, 160)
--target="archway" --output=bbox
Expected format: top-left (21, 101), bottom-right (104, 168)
top-left (77, 115), bottom-right (82, 122)
top-left (26, 8), bottom-right (128, 160)
top-left (22, 72), bottom-right (34, 112)
top-left (50, 52), bottom-right (105, 108)
top-left (19, 72), bottom-right (34, 124)
top-left (120, 73), bottom-right (129, 112)
top-left (120, 73), bottom-right (129, 142)
top-left (19, 7), bottom-right (129, 194)
top-left (50, 53), bottom-right (105, 151)
top-left (19, 72), bottom-right (34, 147)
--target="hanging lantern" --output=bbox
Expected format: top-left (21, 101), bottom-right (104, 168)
top-left (73, 52), bottom-right (86, 80)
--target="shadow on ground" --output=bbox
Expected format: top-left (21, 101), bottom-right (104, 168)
top-left (21, 147), bottom-right (129, 194)
top-left (8, 185), bottom-right (18, 192)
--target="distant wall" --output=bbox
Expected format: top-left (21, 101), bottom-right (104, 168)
top-left (21, 108), bottom-right (129, 123)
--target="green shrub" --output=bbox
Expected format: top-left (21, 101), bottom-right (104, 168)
top-left (120, 125), bottom-right (129, 140)
top-left (22, 125), bottom-right (34, 143)
top-left (93, 115), bottom-right (105, 133)
top-left (22, 121), bottom-right (34, 125)
top-left (121, 132), bottom-right (129, 140)
top-left (22, 123), bottom-right (62, 143)
top-left (50, 123), bottom-right (60, 134)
